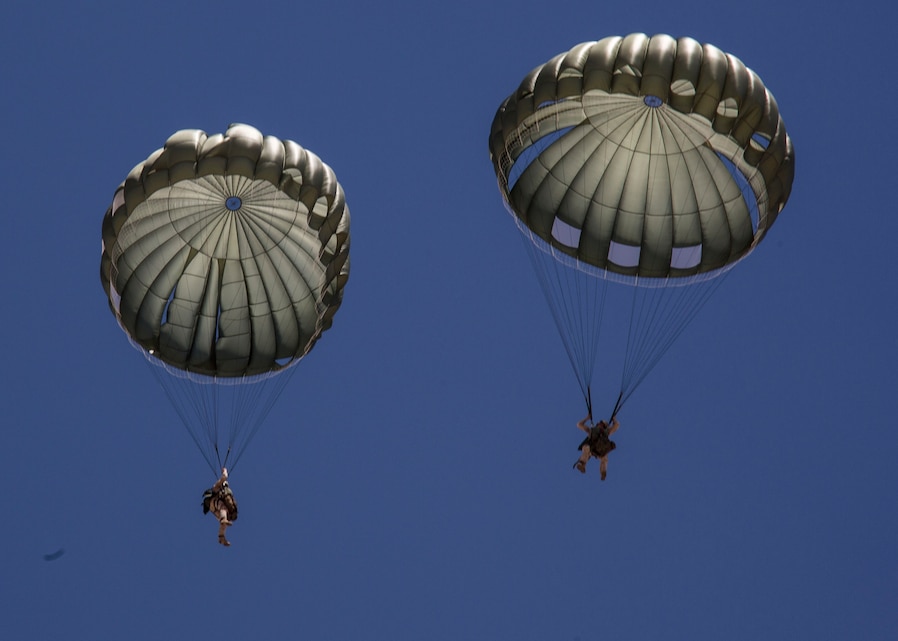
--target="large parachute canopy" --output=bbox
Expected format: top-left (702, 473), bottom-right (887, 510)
top-left (100, 124), bottom-right (350, 472)
top-left (488, 34), bottom-right (794, 417)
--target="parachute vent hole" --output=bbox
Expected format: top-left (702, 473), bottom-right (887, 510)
top-left (644, 95), bottom-right (663, 108)
top-left (717, 153), bottom-right (760, 235)
top-left (162, 289), bottom-right (177, 325)
top-left (751, 133), bottom-right (771, 150)
top-left (215, 304), bottom-right (223, 341)
top-left (551, 218), bottom-right (582, 248)
top-left (670, 245), bottom-right (702, 269)
top-left (608, 241), bottom-right (640, 268)
top-left (507, 126), bottom-right (574, 191)
top-left (225, 196), bottom-right (242, 211)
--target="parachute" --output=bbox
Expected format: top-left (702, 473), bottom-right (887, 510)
top-left (488, 34), bottom-right (794, 417)
top-left (100, 124), bottom-right (350, 473)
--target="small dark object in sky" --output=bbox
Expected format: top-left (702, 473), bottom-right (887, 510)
top-left (43, 548), bottom-right (65, 561)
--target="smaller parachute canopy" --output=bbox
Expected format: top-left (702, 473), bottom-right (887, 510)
top-left (488, 33), bottom-right (794, 280)
top-left (100, 124), bottom-right (351, 378)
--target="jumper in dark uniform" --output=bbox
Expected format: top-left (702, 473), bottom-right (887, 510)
top-left (573, 416), bottom-right (620, 480)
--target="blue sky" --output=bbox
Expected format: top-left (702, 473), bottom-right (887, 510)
top-left (2, 2), bottom-right (896, 640)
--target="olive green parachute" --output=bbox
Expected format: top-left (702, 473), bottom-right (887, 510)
top-left (101, 123), bottom-right (349, 377)
top-left (489, 32), bottom-right (793, 279)
top-left (488, 34), bottom-right (794, 416)
top-left (100, 124), bottom-right (350, 471)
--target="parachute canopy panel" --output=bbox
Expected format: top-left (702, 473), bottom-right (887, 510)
top-left (488, 33), bottom-right (794, 280)
top-left (100, 124), bottom-right (351, 378)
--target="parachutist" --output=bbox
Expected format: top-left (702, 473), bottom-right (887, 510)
top-left (573, 415), bottom-right (619, 480)
top-left (202, 468), bottom-right (238, 546)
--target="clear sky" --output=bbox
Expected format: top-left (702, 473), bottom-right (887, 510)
top-left (2, 2), bottom-right (896, 640)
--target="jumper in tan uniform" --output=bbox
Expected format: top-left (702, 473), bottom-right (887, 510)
top-left (203, 468), bottom-right (238, 546)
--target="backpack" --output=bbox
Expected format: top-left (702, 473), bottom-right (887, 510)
top-left (202, 488), bottom-right (214, 514)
